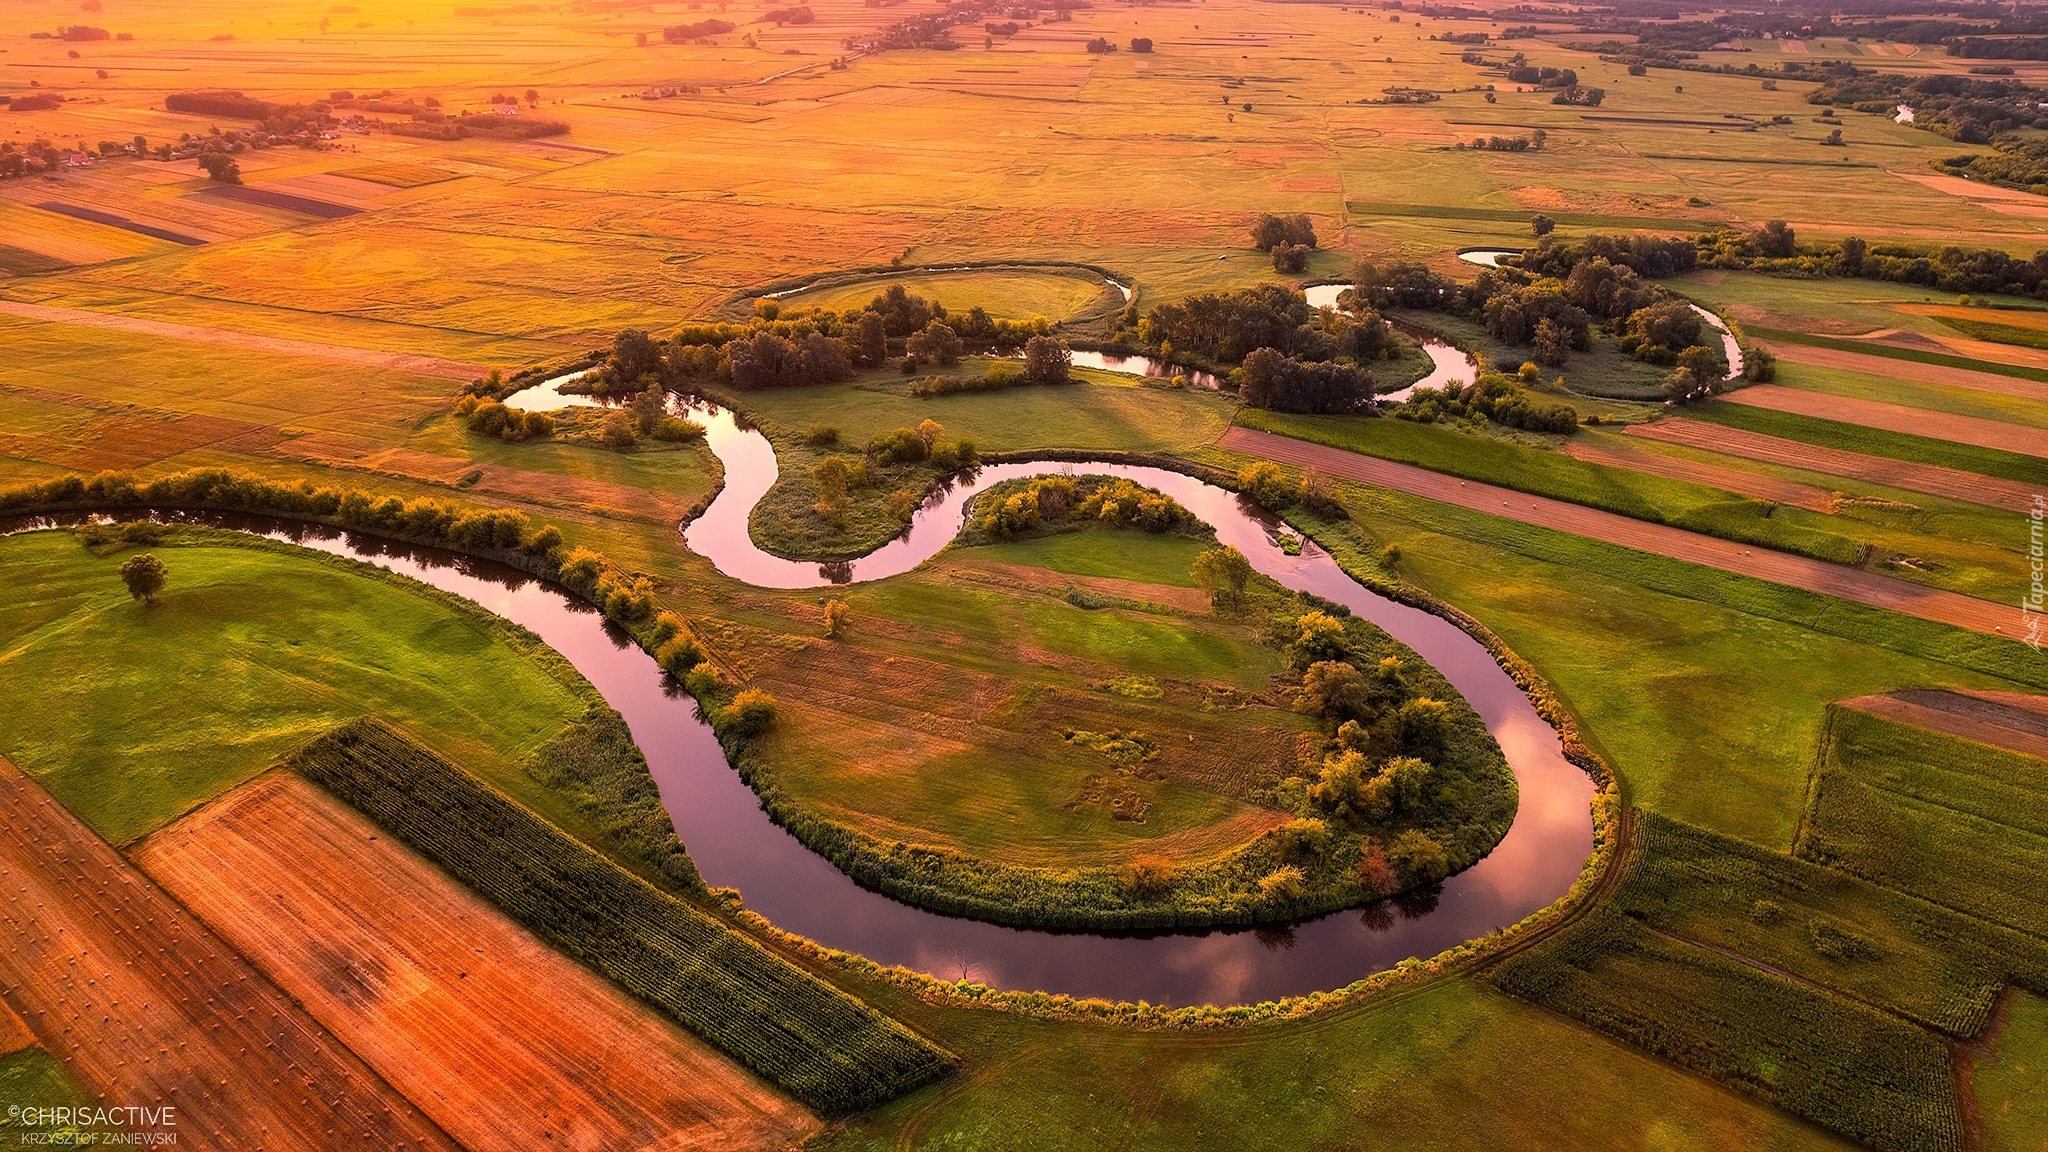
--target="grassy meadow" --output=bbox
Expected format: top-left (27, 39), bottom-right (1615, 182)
top-left (0, 529), bottom-right (582, 843)
top-left (4, 0), bottom-right (2048, 1142)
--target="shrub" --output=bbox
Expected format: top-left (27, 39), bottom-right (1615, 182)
top-left (1258, 866), bottom-right (1306, 903)
top-left (824, 598), bottom-right (849, 638)
top-left (724, 687), bottom-right (778, 735)
top-left (802, 423), bottom-right (840, 447)
top-left (1237, 461), bottom-right (1292, 510)
top-left (1387, 830), bottom-right (1450, 884)
top-left (655, 633), bottom-right (702, 674)
top-left (599, 410), bottom-right (635, 448)
top-left (1022, 335), bottom-right (1071, 384)
top-left (1123, 854), bottom-right (1176, 895)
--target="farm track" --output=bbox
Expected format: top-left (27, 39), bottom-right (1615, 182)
top-left (1563, 437), bottom-right (1834, 510)
top-left (0, 300), bottom-right (484, 380)
top-left (1220, 426), bottom-right (2020, 639)
top-left (1622, 418), bottom-right (2042, 513)
top-left (136, 772), bottom-right (819, 1152)
top-left (1722, 385), bottom-right (2048, 460)
top-left (1768, 341), bottom-right (2048, 402)
top-left (0, 758), bottom-right (460, 1151)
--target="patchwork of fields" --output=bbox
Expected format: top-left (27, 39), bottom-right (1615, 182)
top-left (4, 0), bottom-right (2048, 1147)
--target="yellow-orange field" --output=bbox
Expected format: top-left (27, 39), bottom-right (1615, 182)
top-left (135, 772), bottom-right (818, 1152)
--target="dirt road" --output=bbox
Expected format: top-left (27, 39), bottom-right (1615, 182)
top-left (1722, 385), bottom-right (2048, 460)
top-left (1624, 418), bottom-right (2042, 513)
top-left (0, 299), bottom-right (484, 380)
top-left (138, 773), bottom-right (817, 1152)
top-left (0, 759), bottom-right (460, 1151)
top-left (1219, 426), bottom-right (2023, 640)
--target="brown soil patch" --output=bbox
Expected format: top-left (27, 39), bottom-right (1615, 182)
top-left (1765, 343), bottom-right (2048, 403)
top-left (1723, 385), bottom-right (2048, 459)
top-left (0, 300), bottom-right (483, 380)
top-left (1564, 437), bottom-right (1833, 510)
top-left (1838, 692), bottom-right (2048, 762)
top-left (0, 758), bottom-right (459, 1151)
top-left (1622, 418), bottom-right (2040, 513)
top-left (1220, 426), bottom-right (2018, 639)
top-left (136, 773), bottom-right (816, 1152)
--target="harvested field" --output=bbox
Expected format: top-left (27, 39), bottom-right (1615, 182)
top-left (1623, 418), bottom-right (2043, 513)
top-left (0, 300), bottom-right (483, 380)
top-left (1563, 437), bottom-right (1833, 511)
top-left (1221, 426), bottom-right (2020, 639)
top-left (0, 758), bottom-right (460, 1152)
top-left (1724, 387), bottom-right (2048, 459)
top-left (1767, 342), bottom-right (2048, 403)
top-left (1839, 690), bottom-right (2048, 763)
top-left (136, 773), bottom-right (818, 1152)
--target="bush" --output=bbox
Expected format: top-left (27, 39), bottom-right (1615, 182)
top-left (1237, 460), bottom-right (1293, 510)
top-left (1022, 335), bottom-right (1071, 384)
top-left (724, 688), bottom-right (778, 736)
top-left (1386, 830), bottom-right (1450, 884)
top-left (802, 423), bottom-right (840, 447)
top-left (1123, 854), bottom-right (1176, 895)
top-left (1258, 866), bottom-right (1306, 904)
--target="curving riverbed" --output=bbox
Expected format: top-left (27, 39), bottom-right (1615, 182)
top-left (483, 379), bottom-right (1597, 1002)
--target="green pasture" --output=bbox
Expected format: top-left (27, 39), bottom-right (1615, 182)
top-left (0, 531), bottom-right (582, 844)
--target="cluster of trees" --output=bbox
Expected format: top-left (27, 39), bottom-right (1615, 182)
top-left (5, 94), bottom-right (63, 114)
top-left (662, 18), bottom-right (735, 40)
top-left (1807, 66), bottom-right (2048, 144)
top-left (1238, 348), bottom-right (1372, 414)
top-left (810, 419), bottom-right (978, 522)
top-left (587, 287), bottom-right (1060, 396)
top-left (1938, 137), bottom-right (2048, 194)
top-left (1464, 134), bottom-right (1541, 152)
top-left (967, 474), bottom-right (1196, 540)
top-left (1395, 367), bottom-right (1580, 434)
top-left (1084, 36), bottom-right (1117, 53)
top-left (1281, 610), bottom-right (1458, 885)
top-left (1250, 212), bottom-right (1318, 253)
top-left (1688, 220), bottom-right (2048, 298)
top-left (1355, 232), bottom-right (1730, 381)
top-left (1132, 283), bottom-right (1397, 413)
top-left (764, 5), bottom-right (815, 22)
top-left (454, 394), bottom-right (555, 441)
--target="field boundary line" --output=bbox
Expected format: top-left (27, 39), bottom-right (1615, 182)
top-left (1220, 425), bottom-right (2022, 640)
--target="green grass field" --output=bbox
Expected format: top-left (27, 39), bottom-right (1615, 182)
top-left (1771, 360), bottom-right (2048, 432)
top-left (1798, 707), bottom-right (2048, 940)
top-left (1285, 485), bottom-right (2033, 849)
top-left (0, 530), bottom-right (582, 844)
top-left (1236, 407), bottom-right (2035, 605)
top-left (1976, 992), bottom-right (2048, 1152)
top-left (815, 975), bottom-right (1857, 1152)
top-left (959, 529), bottom-right (1211, 588)
top-left (0, 1047), bottom-right (110, 1146)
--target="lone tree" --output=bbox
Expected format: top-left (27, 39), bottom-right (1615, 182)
top-left (118, 553), bottom-right (168, 605)
top-left (1531, 214), bottom-right (1555, 237)
top-left (1191, 545), bottom-right (1252, 609)
top-left (1022, 335), bottom-right (1071, 384)
top-left (196, 152), bottom-right (241, 184)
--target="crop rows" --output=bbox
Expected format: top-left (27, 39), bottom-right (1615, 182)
top-left (1799, 708), bottom-right (2048, 941)
top-left (1487, 904), bottom-right (1964, 1152)
top-left (289, 718), bottom-right (953, 1115)
top-left (1617, 811), bottom-right (2047, 1037)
